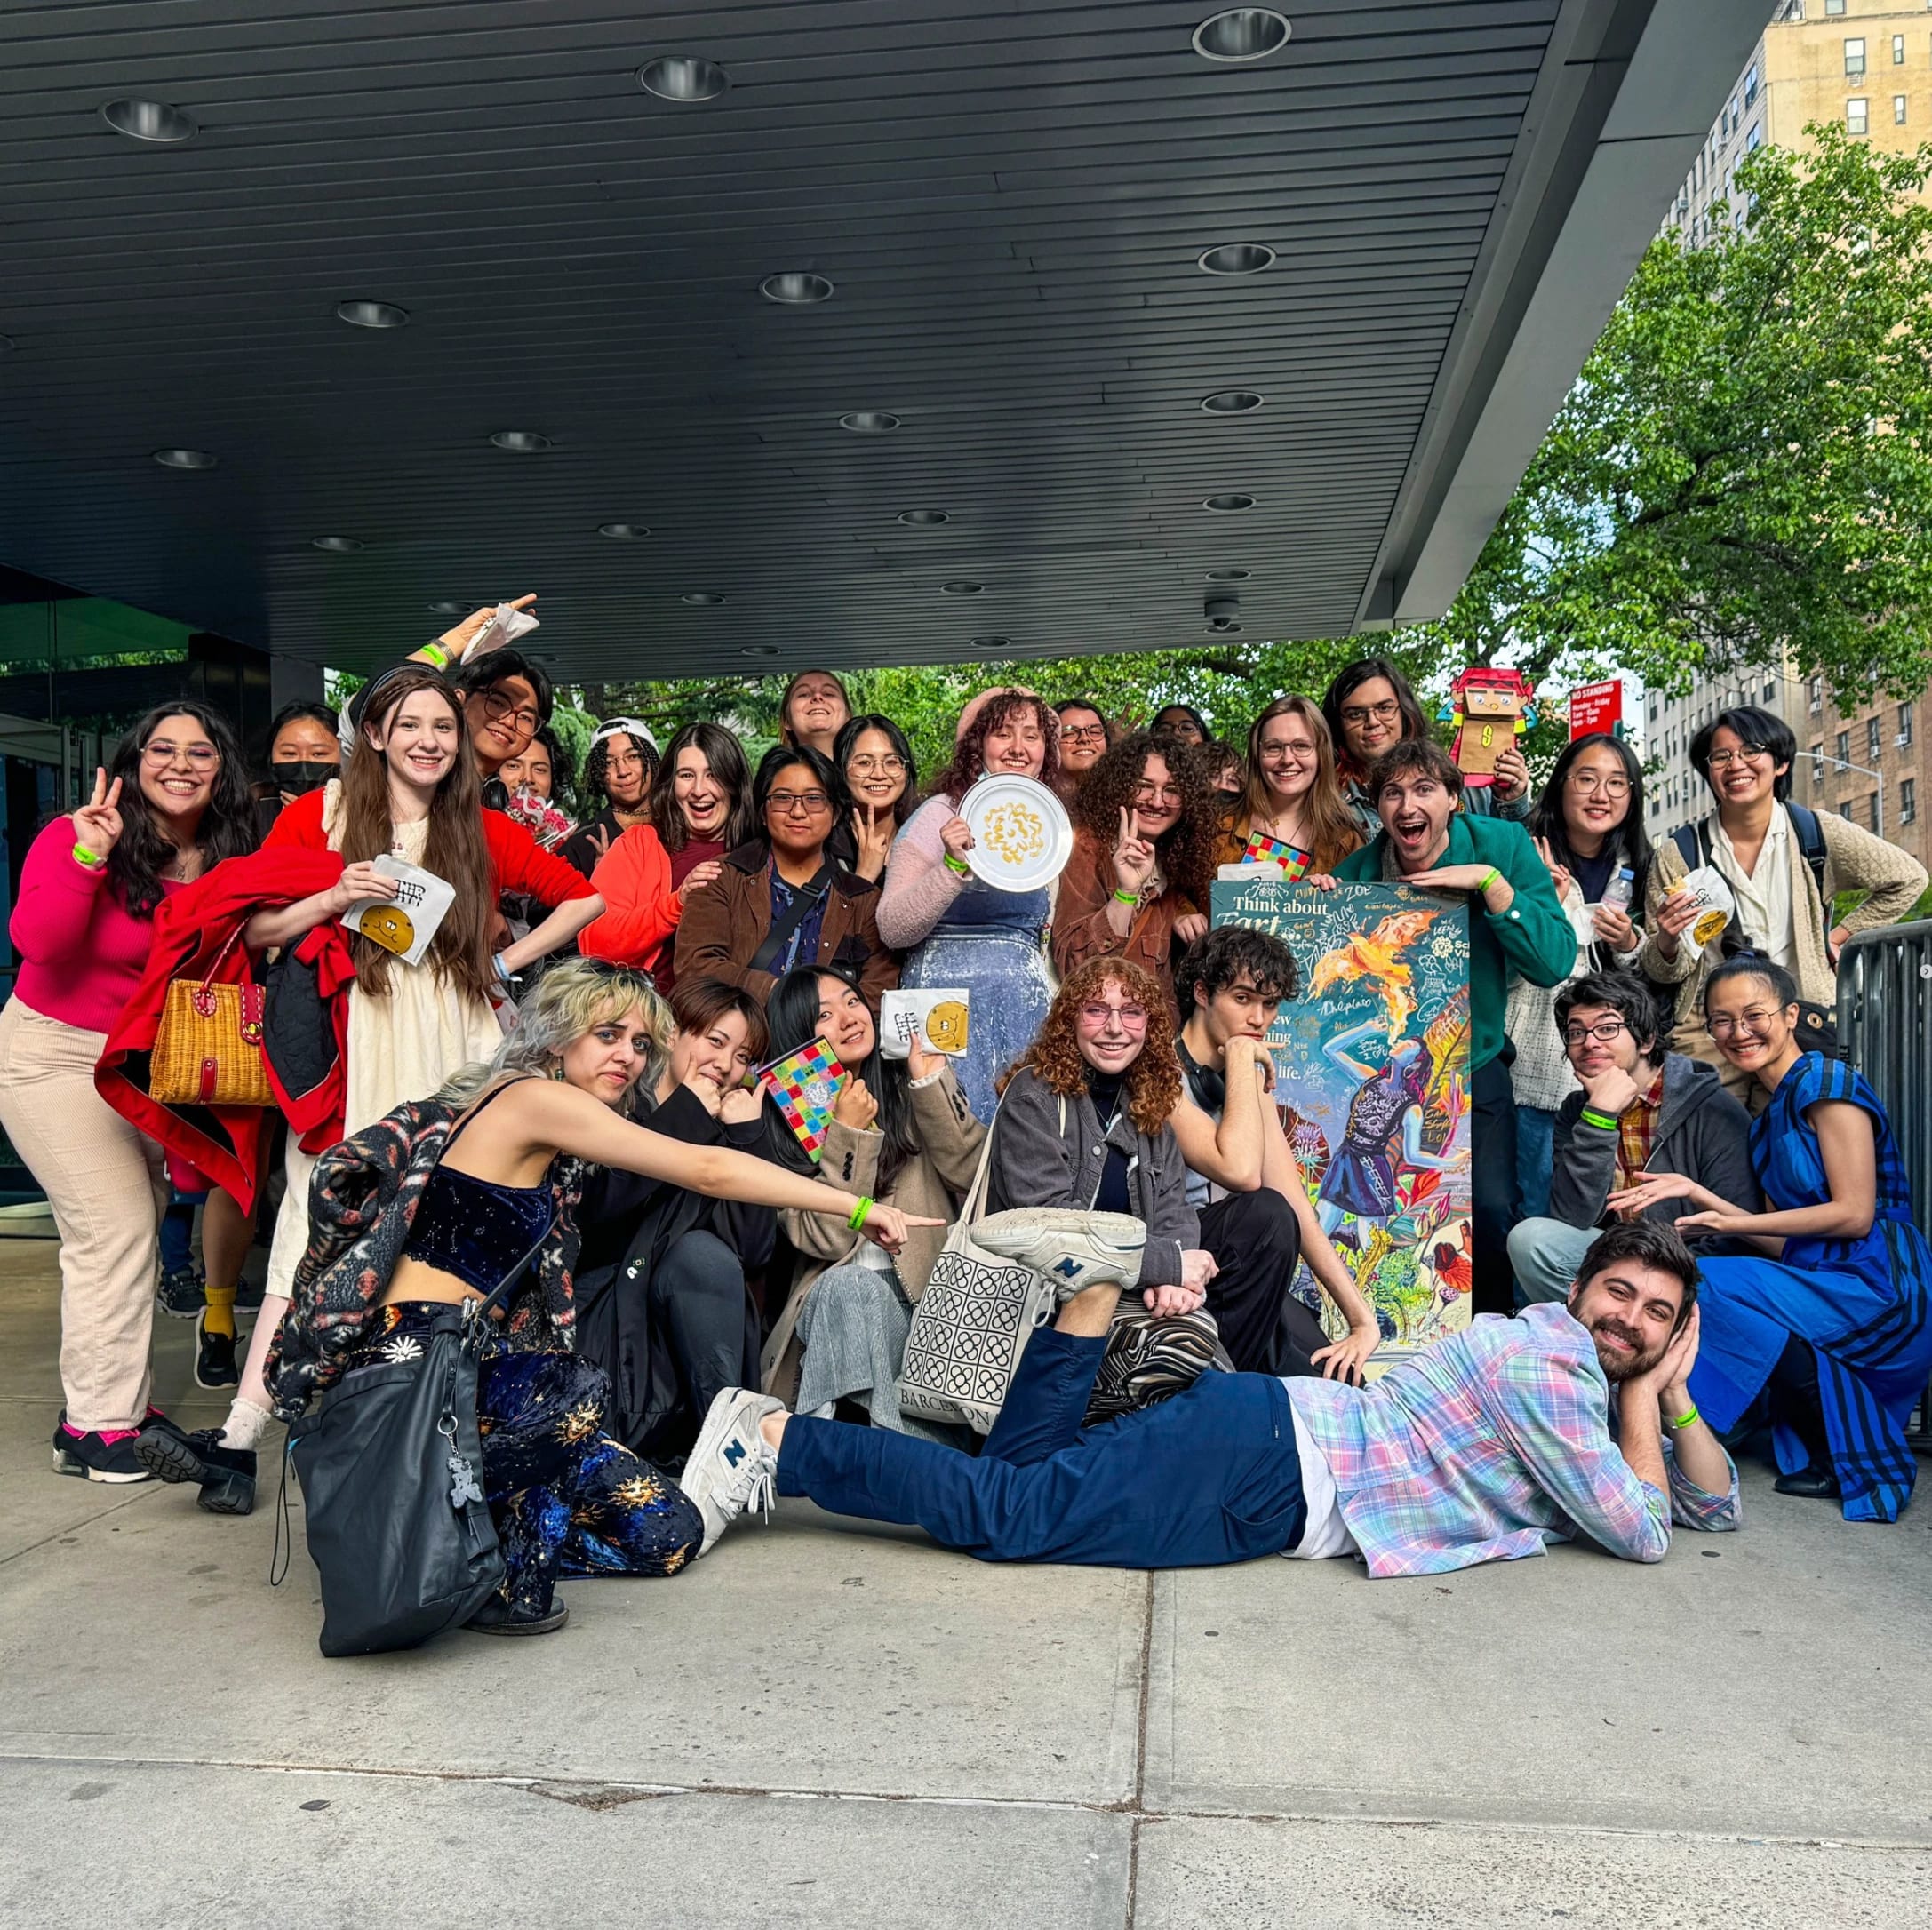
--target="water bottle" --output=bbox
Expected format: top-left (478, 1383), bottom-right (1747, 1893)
top-left (1601, 866), bottom-right (1634, 915)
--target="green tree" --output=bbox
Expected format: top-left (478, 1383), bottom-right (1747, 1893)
top-left (1441, 126), bottom-right (1932, 705)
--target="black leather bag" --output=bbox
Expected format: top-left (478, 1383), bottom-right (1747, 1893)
top-left (283, 1223), bottom-right (552, 1659)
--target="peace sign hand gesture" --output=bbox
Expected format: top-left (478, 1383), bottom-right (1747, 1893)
top-left (1112, 806), bottom-right (1157, 899)
top-left (72, 769), bottom-right (124, 862)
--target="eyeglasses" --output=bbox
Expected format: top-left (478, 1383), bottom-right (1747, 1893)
top-left (1707, 1007), bottom-right (1785, 1038)
top-left (1078, 1001), bottom-right (1149, 1031)
top-left (1259, 740), bottom-right (1314, 762)
top-left (1705, 746), bottom-right (1770, 770)
top-left (1562, 1017), bottom-right (1630, 1048)
top-left (847, 754), bottom-right (906, 776)
top-left (479, 689), bottom-right (541, 732)
top-left (1569, 771), bottom-right (1631, 798)
top-left (767, 789), bottom-right (832, 816)
top-left (1059, 723), bottom-right (1107, 743)
top-left (141, 740), bottom-right (220, 769)
top-left (1339, 699), bottom-right (1401, 727)
top-left (1134, 781), bottom-right (1183, 806)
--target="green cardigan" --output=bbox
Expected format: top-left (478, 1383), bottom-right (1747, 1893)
top-left (1335, 813), bottom-right (1574, 1073)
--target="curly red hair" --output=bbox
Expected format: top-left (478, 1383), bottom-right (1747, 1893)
top-left (1002, 957), bottom-right (1180, 1136)
top-left (927, 690), bottom-right (1062, 802)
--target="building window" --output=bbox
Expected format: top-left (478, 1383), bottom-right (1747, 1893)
top-left (1838, 729), bottom-right (1851, 766)
top-left (1871, 793), bottom-right (1882, 833)
top-left (1847, 38), bottom-right (1866, 79)
top-left (1810, 675), bottom-right (1824, 713)
top-left (1897, 94), bottom-right (1911, 124)
top-left (1746, 62), bottom-right (1760, 108)
top-left (1848, 97), bottom-right (1870, 134)
top-left (1826, 0), bottom-right (1845, 14)
top-left (1903, 778), bottom-right (1917, 826)
top-left (1811, 743), bottom-right (1826, 786)
top-left (1868, 715), bottom-right (1883, 761)
top-left (1747, 122), bottom-right (1763, 152)
top-left (1898, 34), bottom-right (1911, 63)
top-left (1898, 703), bottom-right (1913, 748)
top-left (1764, 680), bottom-right (1776, 702)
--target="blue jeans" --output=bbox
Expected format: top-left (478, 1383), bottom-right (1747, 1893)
top-left (1515, 1105), bottom-right (1558, 1221)
top-left (776, 1325), bottom-right (1307, 1567)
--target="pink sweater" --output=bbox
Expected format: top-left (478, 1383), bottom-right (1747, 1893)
top-left (8, 817), bottom-right (178, 1034)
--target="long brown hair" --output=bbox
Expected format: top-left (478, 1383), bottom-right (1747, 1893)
top-left (1073, 732), bottom-right (1215, 913)
top-left (1235, 696), bottom-right (1361, 870)
top-left (337, 666), bottom-right (496, 1003)
top-left (927, 690), bottom-right (1062, 802)
top-left (1002, 957), bottom-right (1180, 1136)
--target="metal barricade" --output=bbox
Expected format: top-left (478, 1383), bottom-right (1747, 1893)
top-left (1837, 921), bottom-right (1932, 1448)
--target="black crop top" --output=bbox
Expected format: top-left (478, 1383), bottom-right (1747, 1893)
top-left (398, 1085), bottom-right (555, 1296)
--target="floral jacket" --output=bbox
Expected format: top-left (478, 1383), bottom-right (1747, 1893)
top-left (266, 1094), bottom-right (584, 1421)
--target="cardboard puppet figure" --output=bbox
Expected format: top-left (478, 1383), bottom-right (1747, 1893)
top-left (1442, 667), bottom-right (1535, 788)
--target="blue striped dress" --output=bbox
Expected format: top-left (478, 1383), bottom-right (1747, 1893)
top-left (1690, 1055), bottom-right (1932, 1523)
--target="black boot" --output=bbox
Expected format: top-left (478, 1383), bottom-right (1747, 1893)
top-left (134, 1424), bottom-right (257, 1515)
top-left (465, 1594), bottom-right (570, 1637)
top-left (1773, 1465), bottom-right (1841, 1500)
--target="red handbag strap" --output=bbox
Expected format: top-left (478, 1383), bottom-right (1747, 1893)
top-left (199, 922), bottom-right (249, 993)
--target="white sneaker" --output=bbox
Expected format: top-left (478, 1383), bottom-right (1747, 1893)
top-left (973, 1208), bottom-right (1147, 1300)
top-left (678, 1387), bottom-right (784, 1555)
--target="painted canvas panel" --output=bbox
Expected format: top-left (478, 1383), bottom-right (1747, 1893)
top-left (1211, 878), bottom-right (1473, 1359)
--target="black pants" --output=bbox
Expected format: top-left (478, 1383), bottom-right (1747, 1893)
top-left (1768, 1332), bottom-right (1831, 1470)
top-left (1198, 1188), bottom-right (1314, 1375)
top-left (1470, 1055), bottom-right (1521, 1319)
top-left (652, 1230), bottom-right (762, 1428)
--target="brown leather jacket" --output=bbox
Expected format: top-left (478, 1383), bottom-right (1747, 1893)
top-left (671, 841), bottom-right (898, 1010)
top-left (1050, 829), bottom-right (1196, 1016)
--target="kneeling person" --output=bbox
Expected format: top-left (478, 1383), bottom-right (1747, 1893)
top-left (1170, 926), bottom-right (1380, 1380)
top-left (683, 1221), bottom-right (1739, 1574)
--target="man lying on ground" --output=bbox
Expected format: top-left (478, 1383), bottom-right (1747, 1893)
top-left (678, 1218), bottom-right (1740, 1575)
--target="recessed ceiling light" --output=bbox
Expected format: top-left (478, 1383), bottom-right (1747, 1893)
top-left (152, 448), bottom-right (217, 471)
top-left (740, 645), bottom-right (780, 658)
top-left (639, 55), bottom-right (730, 102)
top-left (1197, 243), bottom-right (1275, 276)
top-left (898, 509), bottom-right (949, 526)
top-left (335, 299), bottom-right (410, 330)
top-left (1203, 493), bottom-right (1257, 513)
top-left (940, 581), bottom-right (984, 596)
top-left (1193, 9), bottom-right (1292, 63)
top-left (682, 591), bottom-right (728, 606)
top-left (1202, 389), bottom-right (1265, 414)
top-left (840, 411), bottom-right (899, 434)
top-left (1205, 568), bottom-right (1251, 581)
top-left (1205, 620), bottom-right (1244, 633)
top-left (427, 601), bottom-right (467, 615)
top-left (971, 636), bottom-right (1011, 649)
top-left (490, 430), bottom-right (552, 452)
top-left (311, 535), bottom-right (363, 553)
top-left (596, 522), bottom-right (650, 539)
top-left (762, 271), bottom-right (834, 306)
top-left (101, 99), bottom-right (198, 144)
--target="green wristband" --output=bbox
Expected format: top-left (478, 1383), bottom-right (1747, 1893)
top-left (72, 841), bottom-right (106, 869)
top-left (1667, 1404), bottom-right (1700, 1432)
top-left (1478, 867), bottom-right (1501, 894)
top-left (1578, 1108), bottom-right (1619, 1133)
top-left (421, 641), bottom-right (450, 669)
top-left (1113, 887), bottom-right (1141, 906)
top-left (942, 852), bottom-right (970, 876)
top-left (846, 1195), bottom-right (874, 1232)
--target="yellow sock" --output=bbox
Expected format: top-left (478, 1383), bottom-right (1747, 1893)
top-left (202, 1282), bottom-right (236, 1339)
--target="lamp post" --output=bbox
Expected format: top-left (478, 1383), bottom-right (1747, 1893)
top-left (1805, 751), bottom-right (1886, 838)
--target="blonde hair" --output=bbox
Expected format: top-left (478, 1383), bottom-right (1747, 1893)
top-left (442, 960), bottom-right (673, 1106)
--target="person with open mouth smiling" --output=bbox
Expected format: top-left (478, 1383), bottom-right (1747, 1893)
top-left (1321, 738), bottom-right (1574, 1318)
top-left (1052, 731), bottom-right (1219, 1018)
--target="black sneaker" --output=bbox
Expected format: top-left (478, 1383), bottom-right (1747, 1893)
top-left (465, 1594), bottom-right (570, 1637)
top-left (194, 1310), bottom-right (240, 1389)
top-left (51, 1414), bottom-right (153, 1484)
top-left (156, 1264), bottom-right (204, 1320)
top-left (134, 1424), bottom-right (257, 1515)
top-left (1083, 1309), bottom-right (1221, 1424)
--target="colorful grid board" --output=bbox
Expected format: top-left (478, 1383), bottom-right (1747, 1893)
top-left (758, 1035), bottom-right (849, 1163)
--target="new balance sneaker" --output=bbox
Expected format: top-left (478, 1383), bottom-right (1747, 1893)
top-left (1083, 1309), bottom-right (1221, 1424)
top-left (193, 1309), bottom-right (240, 1390)
top-left (973, 1208), bottom-right (1146, 1300)
top-left (677, 1386), bottom-right (784, 1555)
top-left (52, 1415), bottom-right (152, 1483)
top-left (133, 1424), bottom-right (257, 1515)
top-left (156, 1263), bottom-right (204, 1320)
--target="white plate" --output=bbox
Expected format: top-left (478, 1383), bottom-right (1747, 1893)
top-left (957, 774), bottom-right (1074, 893)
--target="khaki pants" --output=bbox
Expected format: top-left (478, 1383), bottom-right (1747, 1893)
top-left (0, 997), bottom-right (166, 1430)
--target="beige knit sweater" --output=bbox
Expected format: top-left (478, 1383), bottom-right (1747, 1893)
top-left (1641, 804), bottom-right (1927, 1041)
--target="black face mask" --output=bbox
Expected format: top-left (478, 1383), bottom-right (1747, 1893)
top-left (274, 761), bottom-right (338, 796)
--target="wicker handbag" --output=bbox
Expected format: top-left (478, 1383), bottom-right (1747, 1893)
top-left (150, 927), bottom-right (275, 1108)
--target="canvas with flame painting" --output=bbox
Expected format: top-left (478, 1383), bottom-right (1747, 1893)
top-left (1210, 877), bottom-right (1474, 1361)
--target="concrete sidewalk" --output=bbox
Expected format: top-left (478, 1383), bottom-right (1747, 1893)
top-left (2, 1237), bottom-right (1928, 1927)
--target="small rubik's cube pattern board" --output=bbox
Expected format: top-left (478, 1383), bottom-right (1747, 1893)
top-left (759, 1035), bottom-right (848, 1163)
top-left (1241, 829), bottom-right (1313, 880)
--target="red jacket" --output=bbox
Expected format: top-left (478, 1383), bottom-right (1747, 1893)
top-left (95, 849), bottom-right (345, 1215)
top-left (578, 824), bottom-right (681, 977)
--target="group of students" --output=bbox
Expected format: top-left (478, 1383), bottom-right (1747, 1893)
top-left (4, 612), bottom-right (1930, 1645)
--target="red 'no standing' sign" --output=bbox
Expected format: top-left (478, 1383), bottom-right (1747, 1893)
top-left (1569, 680), bottom-right (1623, 738)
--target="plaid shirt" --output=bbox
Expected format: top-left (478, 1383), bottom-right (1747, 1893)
top-left (1286, 1304), bottom-right (1740, 1577)
top-left (1614, 1068), bottom-right (1667, 1196)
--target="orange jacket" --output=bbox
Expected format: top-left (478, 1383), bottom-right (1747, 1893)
top-left (578, 825), bottom-right (681, 976)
